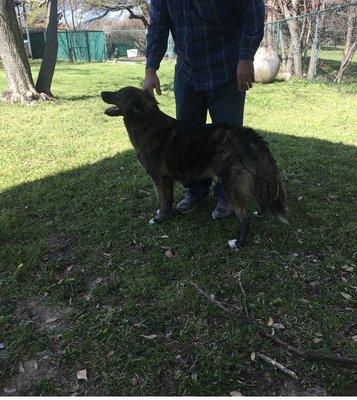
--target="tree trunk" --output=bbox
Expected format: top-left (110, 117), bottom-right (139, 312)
top-left (284, 46), bottom-right (294, 79)
top-left (36, 0), bottom-right (58, 96)
top-left (335, 7), bottom-right (356, 84)
top-left (286, 19), bottom-right (303, 77)
top-left (265, 1), bottom-right (275, 49)
top-left (0, 0), bottom-right (40, 103)
top-left (277, 0), bottom-right (303, 78)
top-left (307, 11), bottom-right (322, 81)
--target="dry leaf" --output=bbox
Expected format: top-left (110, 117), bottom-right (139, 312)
top-left (272, 322), bottom-right (285, 330)
top-left (191, 373), bottom-right (198, 381)
top-left (0, 342), bottom-right (5, 350)
top-left (45, 317), bottom-right (58, 324)
top-left (3, 388), bottom-right (16, 394)
top-left (165, 250), bottom-right (174, 259)
top-left (313, 338), bottom-right (322, 344)
top-left (160, 235), bottom-right (169, 239)
top-left (19, 361), bottom-right (25, 373)
top-left (131, 377), bottom-right (138, 386)
top-left (341, 292), bottom-right (352, 300)
top-left (352, 335), bottom-right (357, 342)
top-left (267, 317), bottom-right (274, 327)
top-left (77, 369), bottom-right (88, 380)
top-left (341, 265), bottom-right (354, 272)
top-left (300, 298), bottom-right (310, 304)
top-left (141, 334), bottom-right (158, 340)
top-left (107, 350), bottom-right (114, 358)
top-left (230, 391), bottom-right (243, 396)
top-left (95, 277), bottom-right (103, 284)
top-left (250, 352), bottom-right (256, 361)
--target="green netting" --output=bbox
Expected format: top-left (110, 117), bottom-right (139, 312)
top-left (57, 30), bottom-right (108, 62)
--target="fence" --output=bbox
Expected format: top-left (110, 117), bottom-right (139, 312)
top-left (105, 29), bottom-right (174, 60)
top-left (49, 0), bottom-right (357, 81)
top-left (104, 2), bottom-right (356, 83)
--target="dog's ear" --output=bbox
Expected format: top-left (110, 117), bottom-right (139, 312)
top-left (105, 106), bottom-right (121, 117)
top-left (127, 91), bottom-right (158, 117)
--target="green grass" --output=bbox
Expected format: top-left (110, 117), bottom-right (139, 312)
top-left (0, 59), bottom-right (356, 395)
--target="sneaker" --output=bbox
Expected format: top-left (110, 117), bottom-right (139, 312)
top-left (176, 193), bottom-right (206, 214)
top-left (212, 197), bottom-right (234, 219)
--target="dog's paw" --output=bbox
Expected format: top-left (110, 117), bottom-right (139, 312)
top-left (228, 239), bottom-right (238, 250)
top-left (228, 238), bottom-right (245, 250)
top-left (254, 210), bottom-right (266, 219)
top-left (149, 214), bottom-right (167, 225)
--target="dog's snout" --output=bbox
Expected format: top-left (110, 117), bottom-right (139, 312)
top-left (101, 91), bottom-right (116, 104)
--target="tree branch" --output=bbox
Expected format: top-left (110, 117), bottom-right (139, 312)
top-left (188, 280), bottom-right (357, 367)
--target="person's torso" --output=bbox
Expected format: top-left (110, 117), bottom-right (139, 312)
top-left (167, 0), bottom-right (243, 59)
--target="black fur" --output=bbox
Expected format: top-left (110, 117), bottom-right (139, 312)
top-left (101, 87), bottom-right (287, 248)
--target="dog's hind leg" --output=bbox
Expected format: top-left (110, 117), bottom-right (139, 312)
top-left (220, 172), bottom-right (251, 249)
top-left (150, 176), bottom-right (174, 224)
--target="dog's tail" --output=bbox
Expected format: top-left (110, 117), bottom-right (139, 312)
top-left (245, 129), bottom-right (288, 223)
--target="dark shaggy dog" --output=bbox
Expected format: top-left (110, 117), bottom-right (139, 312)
top-left (101, 86), bottom-right (287, 248)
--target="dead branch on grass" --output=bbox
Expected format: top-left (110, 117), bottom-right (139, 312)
top-left (187, 280), bottom-right (357, 367)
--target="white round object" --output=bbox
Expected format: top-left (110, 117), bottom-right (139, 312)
top-left (254, 47), bottom-right (281, 83)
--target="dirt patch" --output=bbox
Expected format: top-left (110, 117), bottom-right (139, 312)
top-left (46, 232), bottom-right (73, 263)
top-left (279, 381), bottom-right (327, 396)
top-left (14, 297), bottom-right (73, 333)
top-left (1, 353), bottom-right (56, 395)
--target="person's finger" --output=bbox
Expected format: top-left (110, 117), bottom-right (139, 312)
top-left (247, 79), bottom-right (253, 89)
top-left (155, 80), bottom-right (162, 95)
top-left (237, 77), bottom-right (244, 91)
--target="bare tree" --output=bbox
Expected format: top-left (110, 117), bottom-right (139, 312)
top-left (0, 0), bottom-right (59, 103)
top-left (276, 0), bottom-right (303, 77)
top-left (84, 0), bottom-right (149, 27)
top-left (0, 0), bottom-right (42, 103)
top-left (36, 0), bottom-right (58, 96)
top-left (335, 5), bottom-right (356, 84)
top-left (307, 0), bottom-right (326, 80)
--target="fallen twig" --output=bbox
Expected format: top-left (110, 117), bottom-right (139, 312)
top-left (261, 332), bottom-right (357, 367)
top-left (255, 351), bottom-right (299, 380)
top-left (236, 270), bottom-right (250, 319)
top-left (188, 280), bottom-right (357, 367)
top-left (188, 280), bottom-right (231, 314)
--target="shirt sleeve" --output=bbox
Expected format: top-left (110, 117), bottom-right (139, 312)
top-left (238, 0), bottom-right (265, 61)
top-left (146, 0), bottom-right (170, 70)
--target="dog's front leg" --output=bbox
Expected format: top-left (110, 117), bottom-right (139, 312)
top-left (150, 176), bottom-right (174, 224)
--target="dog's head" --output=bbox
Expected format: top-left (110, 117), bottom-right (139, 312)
top-left (101, 87), bottom-right (159, 119)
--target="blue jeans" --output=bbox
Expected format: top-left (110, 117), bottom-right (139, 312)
top-left (174, 69), bottom-right (246, 200)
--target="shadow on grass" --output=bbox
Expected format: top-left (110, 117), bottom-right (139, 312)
top-left (1, 130), bottom-right (356, 275)
top-left (316, 57), bottom-right (356, 83)
top-left (59, 94), bottom-right (101, 102)
top-left (0, 130), bottom-right (356, 395)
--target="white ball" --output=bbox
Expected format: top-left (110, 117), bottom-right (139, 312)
top-left (254, 47), bottom-right (281, 83)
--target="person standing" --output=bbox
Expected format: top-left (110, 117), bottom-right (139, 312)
top-left (144, 0), bottom-right (265, 219)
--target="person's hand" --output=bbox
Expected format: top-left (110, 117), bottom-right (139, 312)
top-left (144, 68), bottom-right (162, 95)
top-left (236, 60), bottom-right (255, 91)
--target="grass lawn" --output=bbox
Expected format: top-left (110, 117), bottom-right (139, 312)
top-left (0, 59), bottom-right (356, 395)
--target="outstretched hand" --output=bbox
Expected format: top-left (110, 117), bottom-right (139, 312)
top-left (236, 60), bottom-right (255, 91)
top-left (144, 69), bottom-right (162, 95)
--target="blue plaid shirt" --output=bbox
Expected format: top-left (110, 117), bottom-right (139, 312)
top-left (146, 0), bottom-right (265, 91)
